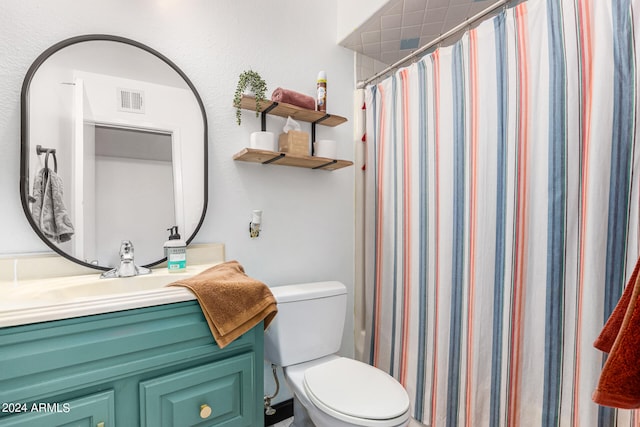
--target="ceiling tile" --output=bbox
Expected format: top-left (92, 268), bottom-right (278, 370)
top-left (363, 43), bottom-right (381, 55)
top-left (381, 27), bottom-right (402, 42)
top-left (422, 21), bottom-right (444, 35)
top-left (381, 14), bottom-right (403, 29)
top-left (386, 1), bottom-right (404, 14)
top-left (361, 30), bottom-right (382, 44)
top-left (404, 0), bottom-right (428, 12)
top-left (424, 7), bottom-right (449, 23)
top-left (428, 0), bottom-right (452, 10)
top-left (420, 35), bottom-right (440, 47)
top-left (381, 40), bottom-right (399, 52)
top-left (341, 0), bottom-right (505, 68)
top-left (444, 3), bottom-right (472, 24)
top-left (361, 18), bottom-right (382, 32)
top-left (401, 25), bottom-right (422, 40)
top-left (402, 10), bottom-right (426, 26)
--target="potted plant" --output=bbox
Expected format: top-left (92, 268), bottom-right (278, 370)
top-left (233, 69), bottom-right (267, 125)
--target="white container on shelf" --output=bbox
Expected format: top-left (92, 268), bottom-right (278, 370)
top-left (250, 131), bottom-right (275, 151)
top-left (313, 139), bottom-right (337, 158)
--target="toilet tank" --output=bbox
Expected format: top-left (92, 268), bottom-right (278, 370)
top-left (264, 281), bottom-right (347, 367)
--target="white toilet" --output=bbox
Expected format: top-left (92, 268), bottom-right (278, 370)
top-left (264, 281), bottom-right (410, 427)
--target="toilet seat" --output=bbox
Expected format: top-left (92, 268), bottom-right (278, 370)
top-left (302, 357), bottom-right (410, 427)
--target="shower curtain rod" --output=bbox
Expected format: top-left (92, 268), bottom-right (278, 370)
top-left (356, 0), bottom-right (510, 89)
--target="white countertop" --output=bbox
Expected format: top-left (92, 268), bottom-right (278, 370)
top-left (0, 263), bottom-right (220, 328)
top-left (0, 244), bottom-right (225, 328)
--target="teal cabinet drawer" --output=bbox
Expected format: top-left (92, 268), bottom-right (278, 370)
top-left (0, 390), bottom-right (114, 427)
top-left (0, 301), bottom-right (254, 404)
top-left (140, 353), bottom-right (255, 426)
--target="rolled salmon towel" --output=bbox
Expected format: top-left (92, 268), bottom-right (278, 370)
top-left (271, 87), bottom-right (316, 110)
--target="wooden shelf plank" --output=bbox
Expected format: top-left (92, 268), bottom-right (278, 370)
top-left (233, 148), bottom-right (353, 171)
top-left (232, 147), bottom-right (283, 164)
top-left (238, 95), bottom-right (347, 127)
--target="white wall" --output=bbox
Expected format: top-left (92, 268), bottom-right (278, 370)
top-left (0, 0), bottom-right (355, 405)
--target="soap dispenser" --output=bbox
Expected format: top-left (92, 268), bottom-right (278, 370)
top-left (164, 226), bottom-right (186, 272)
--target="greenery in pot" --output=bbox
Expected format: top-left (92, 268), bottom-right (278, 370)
top-left (233, 69), bottom-right (268, 125)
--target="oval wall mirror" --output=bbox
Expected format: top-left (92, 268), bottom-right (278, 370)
top-left (20, 35), bottom-right (208, 270)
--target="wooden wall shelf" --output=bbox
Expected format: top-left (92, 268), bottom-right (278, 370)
top-left (233, 148), bottom-right (353, 171)
top-left (238, 95), bottom-right (347, 127)
top-left (235, 96), bottom-right (351, 170)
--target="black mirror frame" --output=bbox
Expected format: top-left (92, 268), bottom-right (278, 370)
top-left (20, 34), bottom-right (208, 271)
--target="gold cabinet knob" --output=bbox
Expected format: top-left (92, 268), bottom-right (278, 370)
top-left (200, 404), bottom-right (212, 419)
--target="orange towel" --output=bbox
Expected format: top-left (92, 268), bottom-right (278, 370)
top-left (594, 257), bottom-right (640, 353)
top-left (168, 260), bottom-right (277, 349)
top-left (593, 256), bottom-right (640, 408)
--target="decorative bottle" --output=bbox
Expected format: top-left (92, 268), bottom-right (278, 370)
top-left (317, 71), bottom-right (327, 112)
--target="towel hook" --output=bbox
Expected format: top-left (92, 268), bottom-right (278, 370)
top-left (36, 144), bottom-right (56, 156)
top-left (45, 152), bottom-right (58, 173)
top-left (36, 145), bottom-right (58, 173)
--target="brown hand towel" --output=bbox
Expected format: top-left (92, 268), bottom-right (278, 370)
top-left (168, 260), bottom-right (277, 349)
top-left (271, 87), bottom-right (316, 110)
top-left (594, 256), bottom-right (640, 353)
top-left (593, 255), bottom-right (640, 408)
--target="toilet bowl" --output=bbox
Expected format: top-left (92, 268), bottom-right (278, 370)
top-left (264, 281), bottom-right (410, 427)
top-left (285, 356), bottom-right (410, 427)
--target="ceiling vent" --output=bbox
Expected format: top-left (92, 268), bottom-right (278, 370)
top-left (400, 38), bottom-right (420, 50)
top-left (118, 88), bottom-right (145, 114)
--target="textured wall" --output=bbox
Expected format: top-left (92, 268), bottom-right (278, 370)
top-left (1, 0), bottom-right (356, 404)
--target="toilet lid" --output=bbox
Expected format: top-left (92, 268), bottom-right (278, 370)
top-left (303, 357), bottom-right (410, 426)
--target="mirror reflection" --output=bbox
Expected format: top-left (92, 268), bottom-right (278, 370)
top-left (21, 36), bottom-right (207, 269)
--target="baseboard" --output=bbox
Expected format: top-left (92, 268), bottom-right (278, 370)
top-left (264, 398), bottom-right (294, 426)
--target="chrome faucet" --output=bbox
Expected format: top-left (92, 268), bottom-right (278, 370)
top-left (100, 240), bottom-right (151, 279)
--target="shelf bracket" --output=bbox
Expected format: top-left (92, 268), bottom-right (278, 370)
top-left (260, 102), bottom-right (279, 132)
top-left (262, 153), bottom-right (285, 164)
top-left (311, 114), bottom-right (331, 155)
top-left (313, 159), bottom-right (338, 170)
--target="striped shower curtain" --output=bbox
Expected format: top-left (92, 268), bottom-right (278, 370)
top-left (362, 0), bottom-right (640, 426)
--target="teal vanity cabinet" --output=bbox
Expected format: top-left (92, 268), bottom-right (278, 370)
top-left (0, 301), bottom-right (264, 427)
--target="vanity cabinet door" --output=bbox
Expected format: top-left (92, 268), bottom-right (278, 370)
top-left (0, 390), bottom-right (114, 427)
top-left (140, 353), bottom-right (255, 426)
